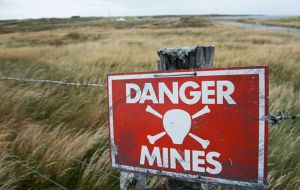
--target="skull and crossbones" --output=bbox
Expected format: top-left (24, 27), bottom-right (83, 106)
top-left (145, 105), bottom-right (211, 149)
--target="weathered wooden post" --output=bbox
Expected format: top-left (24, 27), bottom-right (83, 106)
top-left (157, 46), bottom-right (215, 190)
top-left (157, 46), bottom-right (214, 70)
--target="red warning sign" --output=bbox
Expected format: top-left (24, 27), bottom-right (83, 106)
top-left (107, 66), bottom-right (268, 188)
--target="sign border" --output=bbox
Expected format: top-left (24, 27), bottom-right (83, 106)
top-left (107, 66), bottom-right (268, 188)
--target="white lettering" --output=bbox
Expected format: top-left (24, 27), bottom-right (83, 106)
top-left (206, 152), bottom-right (222, 175)
top-left (140, 83), bottom-right (158, 104)
top-left (217, 81), bottom-right (236, 104)
top-left (126, 83), bottom-right (141, 103)
top-left (202, 81), bottom-right (215, 104)
top-left (179, 81), bottom-right (201, 105)
top-left (126, 80), bottom-right (236, 105)
top-left (170, 148), bottom-right (191, 171)
top-left (159, 82), bottom-right (179, 104)
top-left (192, 150), bottom-right (205, 172)
top-left (140, 145), bottom-right (162, 167)
top-left (140, 146), bottom-right (223, 175)
top-left (163, 147), bottom-right (169, 168)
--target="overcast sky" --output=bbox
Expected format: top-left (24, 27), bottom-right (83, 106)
top-left (0, 0), bottom-right (299, 20)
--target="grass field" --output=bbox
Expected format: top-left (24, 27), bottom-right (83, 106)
top-left (0, 17), bottom-right (300, 190)
top-left (236, 16), bottom-right (300, 29)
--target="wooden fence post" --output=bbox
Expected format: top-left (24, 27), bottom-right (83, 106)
top-left (157, 46), bottom-right (216, 190)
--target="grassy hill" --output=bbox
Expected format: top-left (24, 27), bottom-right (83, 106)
top-left (0, 16), bottom-right (300, 189)
top-left (236, 16), bottom-right (300, 29)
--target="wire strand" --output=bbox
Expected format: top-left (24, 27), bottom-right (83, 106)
top-left (0, 76), bottom-right (106, 88)
top-left (24, 139), bottom-right (120, 180)
top-left (3, 128), bottom-right (120, 180)
top-left (9, 156), bottom-right (69, 190)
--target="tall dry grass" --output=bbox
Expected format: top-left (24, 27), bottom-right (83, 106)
top-left (0, 18), bottom-right (300, 189)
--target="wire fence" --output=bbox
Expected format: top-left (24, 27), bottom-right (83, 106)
top-left (1, 75), bottom-right (300, 190)
top-left (9, 156), bottom-right (69, 190)
top-left (0, 76), bottom-right (106, 88)
top-left (4, 130), bottom-right (120, 189)
top-left (1, 75), bottom-right (299, 124)
top-left (8, 151), bottom-right (120, 190)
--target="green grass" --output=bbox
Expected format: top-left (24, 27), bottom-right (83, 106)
top-left (0, 16), bottom-right (213, 34)
top-left (236, 16), bottom-right (300, 29)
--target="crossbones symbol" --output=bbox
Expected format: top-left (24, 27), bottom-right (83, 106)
top-left (146, 105), bottom-right (211, 149)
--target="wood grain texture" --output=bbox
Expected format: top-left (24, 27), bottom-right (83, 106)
top-left (157, 46), bottom-right (215, 70)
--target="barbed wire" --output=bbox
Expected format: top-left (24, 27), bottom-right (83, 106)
top-left (266, 111), bottom-right (300, 126)
top-left (9, 156), bottom-right (69, 190)
top-left (0, 76), bottom-right (106, 88)
top-left (1, 75), bottom-right (300, 121)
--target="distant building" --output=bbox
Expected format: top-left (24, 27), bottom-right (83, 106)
top-left (116, 17), bottom-right (125, 22)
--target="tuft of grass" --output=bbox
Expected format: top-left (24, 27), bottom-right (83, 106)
top-left (175, 16), bottom-right (213, 28)
top-left (66, 32), bottom-right (82, 39)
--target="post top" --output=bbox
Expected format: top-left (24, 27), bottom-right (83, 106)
top-left (157, 45), bottom-right (215, 70)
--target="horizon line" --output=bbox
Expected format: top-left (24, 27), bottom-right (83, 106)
top-left (1, 14), bottom-right (299, 21)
